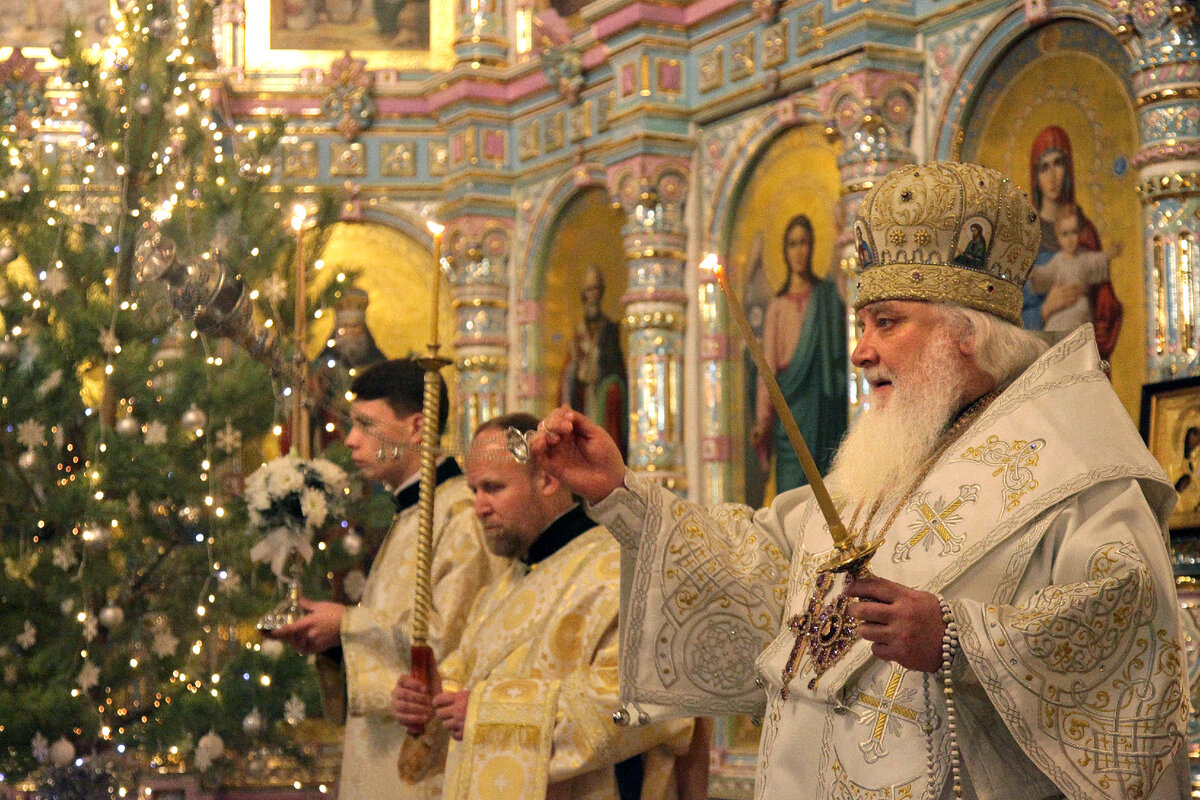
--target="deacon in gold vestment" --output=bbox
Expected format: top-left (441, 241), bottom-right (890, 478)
top-left (270, 360), bottom-right (503, 800)
top-left (529, 164), bottom-right (1191, 800)
top-left (392, 413), bottom-right (695, 800)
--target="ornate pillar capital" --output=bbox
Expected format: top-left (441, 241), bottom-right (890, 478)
top-left (605, 156), bottom-right (689, 224)
top-left (441, 215), bottom-right (513, 451)
top-left (452, 0), bottom-right (508, 65)
top-left (817, 70), bottom-right (919, 186)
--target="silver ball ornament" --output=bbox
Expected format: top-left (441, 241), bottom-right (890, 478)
top-left (133, 94), bottom-right (154, 116)
top-left (99, 605), bottom-right (125, 629)
top-left (49, 40), bottom-right (66, 59)
top-left (49, 737), bottom-right (75, 767)
top-left (341, 531), bottom-right (362, 556)
top-left (242, 707), bottom-right (264, 735)
top-left (0, 245), bottom-right (16, 265)
top-left (115, 415), bottom-right (140, 436)
top-left (6, 173), bottom-right (30, 194)
top-left (17, 450), bottom-right (36, 470)
top-left (150, 17), bottom-right (171, 36)
top-left (0, 337), bottom-right (19, 362)
top-left (259, 638), bottom-right (285, 660)
top-left (181, 404), bottom-right (207, 431)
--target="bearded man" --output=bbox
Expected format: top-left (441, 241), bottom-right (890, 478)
top-left (527, 162), bottom-right (1190, 800)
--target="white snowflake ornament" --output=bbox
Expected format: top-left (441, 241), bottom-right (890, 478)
top-left (344, 569), bottom-right (365, 602)
top-left (77, 660), bottom-right (99, 692)
top-left (259, 638), bottom-right (284, 660)
top-left (41, 269), bottom-right (68, 297)
top-left (16, 620), bottom-right (36, 649)
top-left (144, 420), bottom-right (169, 446)
top-left (52, 544), bottom-right (78, 570)
top-left (31, 732), bottom-right (49, 763)
top-left (261, 273), bottom-right (288, 305)
top-left (49, 737), bottom-right (75, 767)
top-left (284, 694), bottom-right (306, 725)
top-left (99, 328), bottom-right (120, 354)
top-left (216, 419), bottom-right (242, 454)
top-left (16, 419), bottom-right (43, 450)
top-left (151, 625), bottom-right (179, 658)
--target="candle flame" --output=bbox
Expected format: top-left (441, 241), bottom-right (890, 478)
top-left (290, 203), bottom-right (306, 231)
top-left (426, 220), bottom-right (445, 236)
top-left (700, 253), bottom-right (721, 276)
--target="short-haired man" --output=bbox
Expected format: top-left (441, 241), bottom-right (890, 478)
top-left (270, 358), bottom-right (503, 800)
top-left (391, 413), bottom-right (695, 800)
top-left (529, 163), bottom-right (1191, 799)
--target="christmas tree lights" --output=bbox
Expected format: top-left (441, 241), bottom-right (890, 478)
top-left (0, 0), bottom-right (362, 793)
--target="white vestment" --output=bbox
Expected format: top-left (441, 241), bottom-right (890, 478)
top-left (590, 327), bottom-right (1190, 800)
top-left (400, 514), bottom-right (694, 800)
top-left (338, 466), bottom-right (504, 800)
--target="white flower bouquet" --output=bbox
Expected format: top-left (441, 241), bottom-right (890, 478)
top-left (245, 455), bottom-right (349, 579)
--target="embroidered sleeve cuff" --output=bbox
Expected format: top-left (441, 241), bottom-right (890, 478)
top-left (341, 607), bottom-right (410, 716)
top-left (585, 469), bottom-right (650, 551)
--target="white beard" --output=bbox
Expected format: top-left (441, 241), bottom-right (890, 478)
top-left (826, 332), bottom-right (968, 511)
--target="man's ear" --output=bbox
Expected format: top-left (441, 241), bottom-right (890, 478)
top-left (406, 412), bottom-right (426, 442)
top-left (957, 329), bottom-right (978, 358)
top-left (537, 468), bottom-right (560, 497)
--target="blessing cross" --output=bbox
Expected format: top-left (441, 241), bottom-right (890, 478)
top-left (892, 485), bottom-right (979, 563)
top-left (853, 665), bottom-right (923, 763)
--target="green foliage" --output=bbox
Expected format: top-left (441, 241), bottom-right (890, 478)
top-left (0, 0), bottom-right (349, 788)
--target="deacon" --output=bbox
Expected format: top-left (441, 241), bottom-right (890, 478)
top-left (391, 413), bottom-right (698, 800)
top-left (269, 358), bottom-right (503, 800)
top-left (529, 163), bottom-right (1191, 799)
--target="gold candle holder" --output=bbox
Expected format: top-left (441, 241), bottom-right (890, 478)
top-left (410, 220), bottom-right (448, 708)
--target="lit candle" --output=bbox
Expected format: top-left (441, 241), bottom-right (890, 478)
top-left (702, 253), bottom-right (852, 552)
top-left (292, 203), bottom-right (310, 459)
top-left (426, 220), bottom-right (445, 349)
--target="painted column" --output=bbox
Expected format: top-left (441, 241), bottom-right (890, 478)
top-left (445, 220), bottom-right (511, 457)
top-left (609, 161), bottom-right (689, 489)
top-left (696, 266), bottom-right (731, 502)
top-left (818, 69), bottom-right (919, 412)
top-left (1121, 3), bottom-right (1200, 378)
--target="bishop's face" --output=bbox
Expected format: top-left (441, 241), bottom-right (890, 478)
top-left (851, 300), bottom-right (973, 408)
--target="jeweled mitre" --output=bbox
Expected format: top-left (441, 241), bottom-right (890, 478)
top-left (852, 161), bottom-right (1041, 325)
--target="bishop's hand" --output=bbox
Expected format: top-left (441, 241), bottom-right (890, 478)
top-left (845, 575), bottom-right (945, 673)
top-left (530, 405), bottom-right (626, 505)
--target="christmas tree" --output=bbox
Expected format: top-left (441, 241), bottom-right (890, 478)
top-left (0, 0), bottom-right (367, 793)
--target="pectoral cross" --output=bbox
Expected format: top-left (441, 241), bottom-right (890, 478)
top-left (780, 571), bottom-right (859, 698)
